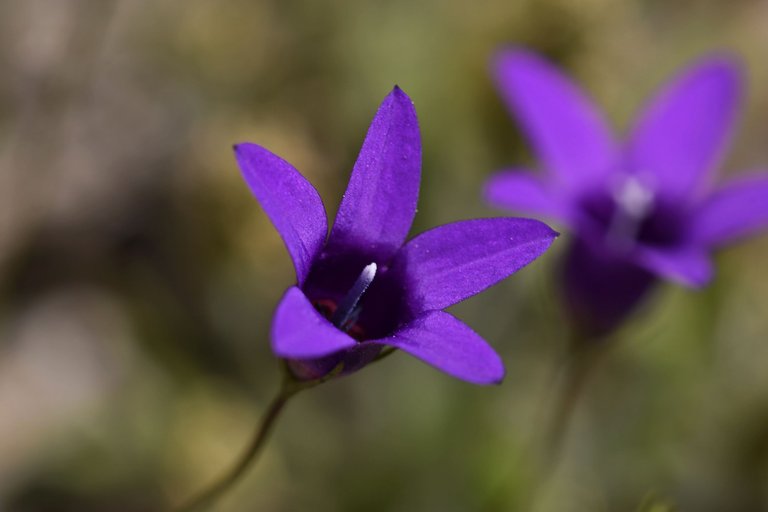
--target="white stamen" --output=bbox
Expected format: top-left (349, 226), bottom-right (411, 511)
top-left (605, 175), bottom-right (655, 250)
top-left (332, 263), bottom-right (377, 329)
top-left (614, 176), bottom-right (654, 218)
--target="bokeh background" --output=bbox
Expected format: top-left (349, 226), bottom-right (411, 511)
top-left (2, 0), bottom-right (768, 511)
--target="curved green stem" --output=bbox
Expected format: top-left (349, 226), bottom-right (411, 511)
top-left (543, 336), bottom-right (606, 465)
top-left (174, 383), bottom-right (298, 512)
top-left (173, 361), bottom-right (345, 512)
top-left (480, 329), bottom-right (612, 511)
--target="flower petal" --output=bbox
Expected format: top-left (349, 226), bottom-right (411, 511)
top-left (626, 55), bottom-right (743, 199)
top-left (326, 86), bottom-right (421, 262)
top-left (690, 173), bottom-right (768, 247)
top-left (392, 218), bottom-right (558, 312)
top-left (633, 245), bottom-right (713, 287)
top-left (372, 311), bottom-right (504, 385)
top-left (492, 47), bottom-right (617, 191)
top-left (483, 169), bottom-right (574, 225)
top-left (234, 143), bottom-right (327, 286)
top-left (271, 286), bottom-right (357, 358)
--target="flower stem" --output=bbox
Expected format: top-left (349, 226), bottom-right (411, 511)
top-left (479, 329), bottom-right (612, 511)
top-left (543, 334), bottom-right (607, 466)
top-left (174, 383), bottom-right (298, 512)
top-left (173, 359), bottom-right (345, 512)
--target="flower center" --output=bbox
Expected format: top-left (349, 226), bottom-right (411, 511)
top-left (580, 174), bottom-right (686, 251)
top-left (605, 175), bottom-right (655, 250)
top-left (312, 263), bottom-right (377, 340)
top-left (331, 262), bottom-right (377, 329)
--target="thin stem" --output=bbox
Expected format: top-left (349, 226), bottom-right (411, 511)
top-left (543, 336), bottom-right (607, 466)
top-left (174, 383), bottom-right (298, 512)
top-left (522, 329), bottom-right (614, 512)
top-left (173, 361), bottom-right (345, 512)
top-left (480, 328), bottom-right (613, 512)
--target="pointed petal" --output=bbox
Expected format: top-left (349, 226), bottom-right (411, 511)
top-left (492, 48), bottom-right (617, 190)
top-left (373, 311), bottom-right (504, 385)
top-left (634, 245), bottom-right (713, 287)
top-left (326, 86), bottom-right (421, 262)
top-left (392, 218), bottom-right (558, 312)
top-left (483, 169), bottom-right (574, 225)
top-left (690, 173), bottom-right (768, 247)
top-left (626, 55), bottom-right (743, 199)
top-left (271, 286), bottom-right (357, 358)
top-left (234, 143), bottom-right (327, 286)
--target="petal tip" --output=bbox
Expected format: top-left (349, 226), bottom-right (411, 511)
top-left (486, 366), bottom-right (506, 386)
top-left (483, 186), bottom-right (503, 213)
top-left (232, 143), bottom-right (248, 158)
top-left (518, 217), bottom-right (561, 241)
top-left (388, 84), bottom-right (413, 105)
top-left (687, 51), bottom-right (745, 94)
top-left (491, 46), bottom-right (551, 79)
top-left (232, 141), bottom-right (261, 159)
top-left (481, 172), bottom-right (512, 205)
top-left (470, 355), bottom-right (506, 386)
top-left (698, 51), bottom-right (743, 72)
top-left (492, 45), bottom-right (538, 65)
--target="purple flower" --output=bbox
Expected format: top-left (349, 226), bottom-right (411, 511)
top-left (234, 87), bottom-right (557, 385)
top-left (484, 48), bottom-right (768, 335)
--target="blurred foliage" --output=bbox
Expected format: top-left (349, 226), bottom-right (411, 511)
top-left (1, 0), bottom-right (768, 511)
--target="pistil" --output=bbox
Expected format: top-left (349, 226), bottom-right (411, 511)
top-left (331, 262), bottom-right (377, 330)
top-left (605, 176), bottom-right (654, 250)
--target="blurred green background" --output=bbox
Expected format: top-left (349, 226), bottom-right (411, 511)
top-left (2, 0), bottom-right (768, 511)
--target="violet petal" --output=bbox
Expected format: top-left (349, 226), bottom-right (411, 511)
top-left (483, 169), bottom-right (574, 225)
top-left (492, 48), bottom-right (617, 191)
top-left (392, 218), bottom-right (558, 312)
top-left (633, 245), bottom-right (713, 287)
top-left (372, 311), bottom-right (504, 385)
top-left (626, 55), bottom-right (743, 200)
top-left (271, 286), bottom-right (357, 358)
top-left (234, 143), bottom-right (328, 286)
top-left (690, 173), bottom-right (768, 247)
top-left (325, 86), bottom-right (421, 262)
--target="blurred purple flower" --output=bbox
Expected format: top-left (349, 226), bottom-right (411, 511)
top-left (235, 87), bottom-right (557, 385)
top-left (484, 49), bottom-right (768, 335)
